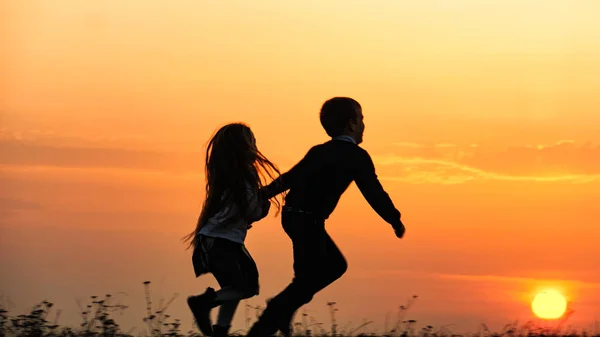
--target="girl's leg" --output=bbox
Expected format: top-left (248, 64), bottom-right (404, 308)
top-left (216, 300), bottom-right (240, 327)
top-left (210, 242), bottom-right (260, 332)
top-left (214, 286), bottom-right (247, 301)
top-left (189, 236), bottom-right (219, 336)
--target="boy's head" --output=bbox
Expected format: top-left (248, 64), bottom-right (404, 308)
top-left (319, 97), bottom-right (365, 144)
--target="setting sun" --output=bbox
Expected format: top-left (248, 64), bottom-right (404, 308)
top-left (531, 290), bottom-right (568, 320)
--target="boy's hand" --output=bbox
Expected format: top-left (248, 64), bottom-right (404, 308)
top-left (394, 221), bottom-right (406, 239)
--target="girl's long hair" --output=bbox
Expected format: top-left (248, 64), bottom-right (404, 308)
top-left (182, 123), bottom-right (281, 250)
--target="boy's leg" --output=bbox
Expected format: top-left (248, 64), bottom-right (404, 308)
top-left (282, 215), bottom-right (347, 307)
top-left (247, 212), bottom-right (347, 337)
top-left (247, 211), bottom-right (311, 337)
top-left (306, 229), bottom-right (348, 293)
top-left (271, 228), bottom-right (347, 334)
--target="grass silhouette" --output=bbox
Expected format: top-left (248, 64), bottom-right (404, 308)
top-left (0, 281), bottom-right (597, 337)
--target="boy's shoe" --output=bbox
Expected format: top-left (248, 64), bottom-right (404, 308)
top-left (246, 316), bottom-right (278, 337)
top-left (187, 287), bottom-right (217, 336)
top-left (277, 311), bottom-right (295, 337)
top-left (212, 324), bottom-right (230, 337)
top-left (247, 299), bottom-right (291, 337)
top-left (265, 298), bottom-right (294, 337)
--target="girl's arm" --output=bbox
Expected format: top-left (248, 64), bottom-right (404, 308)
top-left (246, 187), bottom-right (271, 225)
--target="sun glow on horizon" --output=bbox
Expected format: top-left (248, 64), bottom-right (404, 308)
top-left (531, 289), bottom-right (568, 320)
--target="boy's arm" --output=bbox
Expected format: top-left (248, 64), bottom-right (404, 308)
top-left (354, 150), bottom-right (405, 237)
top-left (260, 147), bottom-right (318, 199)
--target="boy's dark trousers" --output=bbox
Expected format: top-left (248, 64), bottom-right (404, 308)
top-left (247, 208), bottom-right (348, 336)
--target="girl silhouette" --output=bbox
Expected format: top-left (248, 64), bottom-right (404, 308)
top-left (183, 123), bottom-right (281, 337)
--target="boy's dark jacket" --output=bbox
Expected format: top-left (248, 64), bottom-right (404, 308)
top-left (261, 139), bottom-right (403, 231)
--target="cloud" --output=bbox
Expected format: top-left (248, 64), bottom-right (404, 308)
top-left (358, 269), bottom-right (600, 290)
top-left (2, 129), bottom-right (600, 184)
top-left (373, 140), bottom-right (600, 184)
top-left (434, 273), bottom-right (600, 290)
top-left (0, 137), bottom-right (202, 173)
top-left (0, 127), bottom-right (152, 149)
top-left (0, 198), bottom-right (43, 212)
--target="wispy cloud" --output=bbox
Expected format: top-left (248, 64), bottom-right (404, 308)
top-left (357, 269), bottom-right (600, 290)
top-left (0, 198), bottom-right (43, 212)
top-left (2, 130), bottom-right (600, 184)
top-left (0, 126), bottom-right (152, 149)
top-left (0, 137), bottom-right (202, 173)
top-left (435, 272), bottom-right (600, 290)
top-left (373, 140), bottom-right (600, 184)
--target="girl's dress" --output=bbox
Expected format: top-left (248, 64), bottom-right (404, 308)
top-left (192, 186), bottom-right (269, 297)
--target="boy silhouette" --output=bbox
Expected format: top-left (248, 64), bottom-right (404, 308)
top-left (247, 97), bottom-right (405, 337)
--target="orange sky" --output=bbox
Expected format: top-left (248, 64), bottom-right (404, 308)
top-left (1, 0), bottom-right (600, 334)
